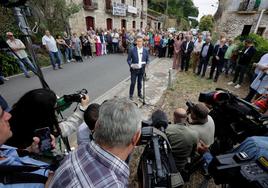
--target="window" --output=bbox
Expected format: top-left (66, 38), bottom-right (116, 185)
top-left (106, 0), bottom-right (112, 9)
top-left (140, 21), bottom-right (143, 29)
top-left (241, 25), bottom-right (252, 36)
top-left (141, 0), bottom-right (144, 6)
top-left (83, 0), bottom-right (92, 6)
top-left (121, 0), bottom-right (125, 4)
top-left (121, 19), bottom-right (127, 29)
top-left (257, 27), bottom-right (266, 36)
top-left (132, 21), bottom-right (136, 29)
top-left (133, 0), bottom-right (136, 7)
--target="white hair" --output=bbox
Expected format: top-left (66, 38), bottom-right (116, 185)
top-left (94, 97), bottom-right (141, 147)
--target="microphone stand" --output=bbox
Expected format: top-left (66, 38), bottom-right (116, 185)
top-left (140, 64), bottom-right (155, 108)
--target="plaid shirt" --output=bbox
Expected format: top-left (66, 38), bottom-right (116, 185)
top-left (49, 141), bottom-right (129, 188)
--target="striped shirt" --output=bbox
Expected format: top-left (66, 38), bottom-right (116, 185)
top-left (49, 141), bottom-right (129, 188)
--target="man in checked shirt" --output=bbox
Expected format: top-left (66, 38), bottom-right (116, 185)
top-left (49, 97), bottom-right (142, 188)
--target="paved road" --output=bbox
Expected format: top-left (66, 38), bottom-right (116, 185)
top-left (0, 54), bottom-right (130, 107)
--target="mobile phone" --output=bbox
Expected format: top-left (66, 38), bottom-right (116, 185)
top-left (34, 127), bottom-right (52, 152)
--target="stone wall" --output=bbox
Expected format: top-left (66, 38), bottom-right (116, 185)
top-left (68, 0), bottom-right (148, 34)
top-left (216, 0), bottom-right (268, 39)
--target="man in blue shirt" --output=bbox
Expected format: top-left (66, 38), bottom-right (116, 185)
top-left (0, 104), bottom-right (52, 187)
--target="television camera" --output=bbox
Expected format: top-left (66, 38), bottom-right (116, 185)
top-left (198, 88), bottom-right (268, 155)
top-left (138, 111), bottom-right (184, 188)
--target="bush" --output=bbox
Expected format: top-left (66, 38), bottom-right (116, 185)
top-left (0, 52), bottom-right (21, 77)
top-left (237, 33), bottom-right (268, 63)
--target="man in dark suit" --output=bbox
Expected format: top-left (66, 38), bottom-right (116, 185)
top-left (209, 38), bottom-right (228, 82)
top-left (127, 36), bottom-right (149, 100)
top-left (197, 37), bottom-right (214, 77)
top-left (181, 35), bottom-right (194, 72)
top-left (228, 39), bottom-right (256, 89)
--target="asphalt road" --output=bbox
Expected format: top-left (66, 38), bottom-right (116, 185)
top-left (0, 54), bottom-right (130, 107)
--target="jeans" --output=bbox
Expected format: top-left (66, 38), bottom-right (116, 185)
top-left (65, 48), bottom-right (73, 61)
top-left (101, 43), bottom-right (107, 55)
top-left (49, 51), bottom-right (61, 68)
top-left (112, 42), bottom-right (118, 53)
top-left (233, 64), bottom-right (248, 85)
top-left (16, 57), bottom-right (36, 77)
top-left (129, 68), bottom-right (144, 97)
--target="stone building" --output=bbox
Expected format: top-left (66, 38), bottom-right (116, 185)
top-left (215, 0), bottom-right (268, 39)
top-left (68, 0), bottom-right (148, 33)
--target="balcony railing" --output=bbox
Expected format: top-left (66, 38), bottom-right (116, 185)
top-left (105, 2), bottom-right (113, 13)
top-left (83, 1), bottom-right (98, 10)
top-left (238, 0), bottom-right (260, 12)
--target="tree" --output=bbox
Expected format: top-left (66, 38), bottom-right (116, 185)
top-left (28, 0), bottom-right (80, 34)
top-left (148, 0), bottom-right (199, 22)
top-left (199, 15), bottom-right (214, 32)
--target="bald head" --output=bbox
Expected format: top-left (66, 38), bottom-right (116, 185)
top-left (174, 108), bottom-right (187, 124)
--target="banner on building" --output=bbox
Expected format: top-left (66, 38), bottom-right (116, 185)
top-left (113, 2), bottom-right (127, 16)
top-left (128, 5), bottom-right (137, 14)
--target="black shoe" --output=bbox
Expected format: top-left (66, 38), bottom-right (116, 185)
top-left (53, 67), bottom-right (56, 70)
top-left (58, 66), bottom-right (63, 69)
top-left (25, 75), bottom-right (31, 78)
top-left (129, 96), bottom-right (134, 100)
top-left (138, 94), bottom-right (144, 99)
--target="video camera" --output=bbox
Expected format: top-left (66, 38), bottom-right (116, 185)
top-left (138, 111), bottom-right (184, 188)
top-left (208, 152), bottom-right (268, 188)
top-left (198, 88), bottom-right (268, 155)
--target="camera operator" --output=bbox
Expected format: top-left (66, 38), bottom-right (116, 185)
top-left (77, 103), bottom-right (100, 145)
top-left (187, 103), bottom-right (215, 146)
top-left (165, 108), bottom-right (198, 172)
top-left (6, 88), bottom-right (89, 149)
top-left (0, 104), bottom-right (55, 187)
top-left (49, 98), bottom-right (142, 187)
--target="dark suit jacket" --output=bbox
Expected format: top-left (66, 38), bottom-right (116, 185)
top-left (200, 43), bottom-right (214, 62)
top-left (238, 46), bottom-right (256, 66)
top-left (127, 46), bottom-right (149, 68)
top-left (181, 41), bottom-right (194, 57)
top-left (212, 44), bottom-right (228, 64)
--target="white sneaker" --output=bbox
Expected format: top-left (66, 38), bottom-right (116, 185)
top-left (234, 84), bottom-right (241, 89)
top-left (227, 81), bottom-right (234, 85)
top-left (3, 77), bottom-right (9, 81)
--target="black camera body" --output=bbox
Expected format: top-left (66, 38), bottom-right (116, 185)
top-left (198, 88), bottom-right (268, 154)
top-left (209, 152), bottom-right (268, 188)
top-left (138, 120), bottom-right (184, 188)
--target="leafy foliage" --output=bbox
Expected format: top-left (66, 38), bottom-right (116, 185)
top-left (148, 0), bottom-right (199, 29)
top-left (0, 52), bottom-right (21, 77)
top-left (199, 15), bottom-right (214, 32)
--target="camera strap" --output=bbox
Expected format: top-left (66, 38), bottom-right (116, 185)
top-left (0, 165), bottom-right (47, 184)
top-left (152, 128), bottom-right (184, 187)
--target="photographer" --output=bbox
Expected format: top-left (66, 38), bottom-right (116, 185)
top-left (166, 108), bottom-right (198, 172)
top-left (6, 88), bottom-right (89, 149)
top-left (0, 104), bottom-right (55, 187)
top-left (187, 103), bottom-right (215, 146)
top-left (49, 97), bottom-right (142, 187)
